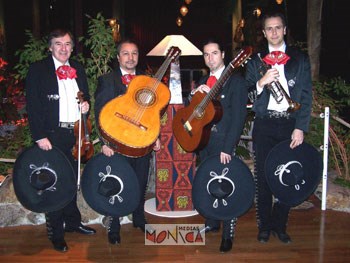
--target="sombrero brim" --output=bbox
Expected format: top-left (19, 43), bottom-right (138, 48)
top-left (192, 154), bottom-right (255, 220)
top-left (81, 153), bottom-right (140, 217)
top-left (265, 140), bottom-right (323, 207)
top-left (13, 145), bottom-right (76, 213)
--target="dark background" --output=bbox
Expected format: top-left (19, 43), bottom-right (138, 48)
top-left (1, 0), bottom-right (349, 82)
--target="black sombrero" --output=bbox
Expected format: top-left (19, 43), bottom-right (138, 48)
top-left (265, 140), bottom-right (323, 207)
top-left (81, 153), bottom-right (140, 217)
top-left (13, 145), bottom-right (77, 213)
top-left (192, 154), bottom-right (255, 220)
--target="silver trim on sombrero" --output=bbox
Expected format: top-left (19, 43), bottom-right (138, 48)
top-left (206, 167), bottom-right (235, 208)
top-left (29, 162), bottom-right (57, 195)
top-left (274, 161), bottom-right (305, 190)
top-left (98, 165), bottom-right (124, 205)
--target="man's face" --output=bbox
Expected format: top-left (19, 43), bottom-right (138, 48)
top-left (117, 43), bottom-right (139, 72)
top-left (49, 33), bottom-right (73, 64)
top-left (263, 16), bottom-right (286, 48)
top-left (203, 43), bottom-right (225, 73)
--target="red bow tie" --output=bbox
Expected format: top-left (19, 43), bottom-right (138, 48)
top-left (263, 51), bottom-right (290, 65)
top-left (206, 75), bottom-right (217, 88)
top-left (56, 65), bottom-right (77, 80)
top-left (121, 74), bottom-right (136, 85)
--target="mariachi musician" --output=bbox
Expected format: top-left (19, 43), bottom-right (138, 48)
top-left (25, 28), bottom-right (96, 253)
top-left (94, 39), bottom-right (160, 245)
top-left (188, 38), bottom-right (248, 253)
top-left (245, 11), bottom-right (313, 244)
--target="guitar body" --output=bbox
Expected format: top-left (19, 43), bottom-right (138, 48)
top-left (172, 92), bottom-right (223, 152)
top-left (99, 75), bottom-right (170, 157)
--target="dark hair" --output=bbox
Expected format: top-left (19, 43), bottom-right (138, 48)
top-left (116, 39), bottom-right (139, 55)
top-left (48, 29), bottom-right (74, 47)
top-left (262, 12), bottom-right (287, 28)
top-left (202, 38), bottom-right (225, 53)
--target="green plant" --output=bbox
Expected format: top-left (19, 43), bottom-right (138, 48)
top-left (305, 78), bottom-right (350, 183)
top-left (78, 13), bottom-right (118, 150)
top-left (13, 30), bottom-right (48, 81)
top-left (79, 12), bottom-right (117, 94)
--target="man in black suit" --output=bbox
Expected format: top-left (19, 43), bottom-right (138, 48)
top-left (94, 39), bottom-right (160, 245)
top-left (25, 28), bottom-right (96, 252)
top-left (245, 12), bottom-right (312, 244)
top-left (190, 38), bottom-right (248, 253)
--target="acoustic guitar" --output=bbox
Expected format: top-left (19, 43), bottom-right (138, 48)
top-left (99, 46), bottom-right (181, 157)
top-left (172, 46), bottom-right (253, 153)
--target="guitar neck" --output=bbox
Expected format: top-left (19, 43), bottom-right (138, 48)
top-left (208, 64), bottom-right (236, 100)
top-left (154, 56), bottom-right (172, 81)
top-left (152, 47), bottom-right (181, 85)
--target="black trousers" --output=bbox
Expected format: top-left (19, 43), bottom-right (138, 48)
top-left (45, 127), bottom-right (81, 241)
top-left (252, 117), bottom-right (295, 233)
top-left (109, 152), bottom-right (151, 233)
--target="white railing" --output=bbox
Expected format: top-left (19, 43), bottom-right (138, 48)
top-left (320, 107), bottom-right (330, 210)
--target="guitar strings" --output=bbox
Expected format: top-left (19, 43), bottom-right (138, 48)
top-left (132, 54), bottom-right (173, 124)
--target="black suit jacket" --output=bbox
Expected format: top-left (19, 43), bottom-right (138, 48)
top-left (94, 67), bottom-right (143, 146)
top-left (25, 56), bottom-right (90, 141)
top-left (197, 72), bottom-right (248, 155)
top-left (245, 46), bottom-right (312, 132)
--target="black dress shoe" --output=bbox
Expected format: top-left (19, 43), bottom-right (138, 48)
top-left (219, 238), bottom-right (233, 253)
top-left (271, 230), bottom-right (292, 244)
top-left (65, 224), bottom-right (96, 235)
top-left (108, 232), bottom-right (121, 245)
top-left (52, 240), bottom-right (68, 253)
top-left (133, 221), bottom-right (146, 232)
top-left (257, 230), bottom-right (270, 243)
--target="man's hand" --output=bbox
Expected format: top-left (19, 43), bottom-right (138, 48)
top-left (37, 138), bottom-right (52, 151)
top-left (153, 138), bottom-right (161, 151)
top-left (101, 145), bottom-right (114, 157)
top-left (81, 101), bottom-right (90, 114)
top-left (220, 152), bottom-right (232, 164)
top-left (191, 84), bottom-right (211, 94)
top-left (290, 129), bottom-right (304, 149)
top-left (258, 68), bottom-right (279, 87)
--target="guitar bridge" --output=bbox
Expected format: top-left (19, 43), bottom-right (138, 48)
top-left (181, 119), bottom-right (193, 137)
top-left (115, 112), bottom-right (147, 131)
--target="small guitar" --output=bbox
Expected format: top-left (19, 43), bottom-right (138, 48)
top-left (172, 46), bottom-right (253, 152)
top-left (98, 46), bottom-right (181, 157)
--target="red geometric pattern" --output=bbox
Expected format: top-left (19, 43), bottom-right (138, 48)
top-left (155, 104), bottom-right (197, 211)
top-left (173, 161), bottom-right (194, 190)
top-left (155, 132), bottom-right (173, 161)
top-left (156, 188), bottom-right (173, 211)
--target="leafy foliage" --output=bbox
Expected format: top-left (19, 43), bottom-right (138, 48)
top-left (305, 78), bottom-right (350, 182)
top-left (13, 30), bottom-right (48, 81)
top-left (79, 12), bottom-right (117, 94)
top-left (77, 13), bottom-right (118, 151)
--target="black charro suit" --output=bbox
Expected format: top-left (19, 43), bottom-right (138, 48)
top-left (245, 46), bottom-right (312, 235)
top-left (94, 67), bottom-right (151, 236)
top-left (26, 56), bottom-right (90, 141)
top-left (196, 71), bottom-right (248, 240)
top-left (25, 55), bottom-right (90, 242)
top-left (245, 46), bottom-right (312, 131)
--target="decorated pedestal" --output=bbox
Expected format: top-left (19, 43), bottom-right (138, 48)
top-left (155, 104), bottom-right (196, 211)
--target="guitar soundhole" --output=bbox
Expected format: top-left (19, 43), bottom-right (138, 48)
top-left (194, 106), bottom-right (204, 119)
top-left (136, 88), bottom-right (155, 107)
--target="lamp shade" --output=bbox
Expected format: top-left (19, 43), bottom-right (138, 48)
top-left (147, 35), bottom-right (202, 56)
